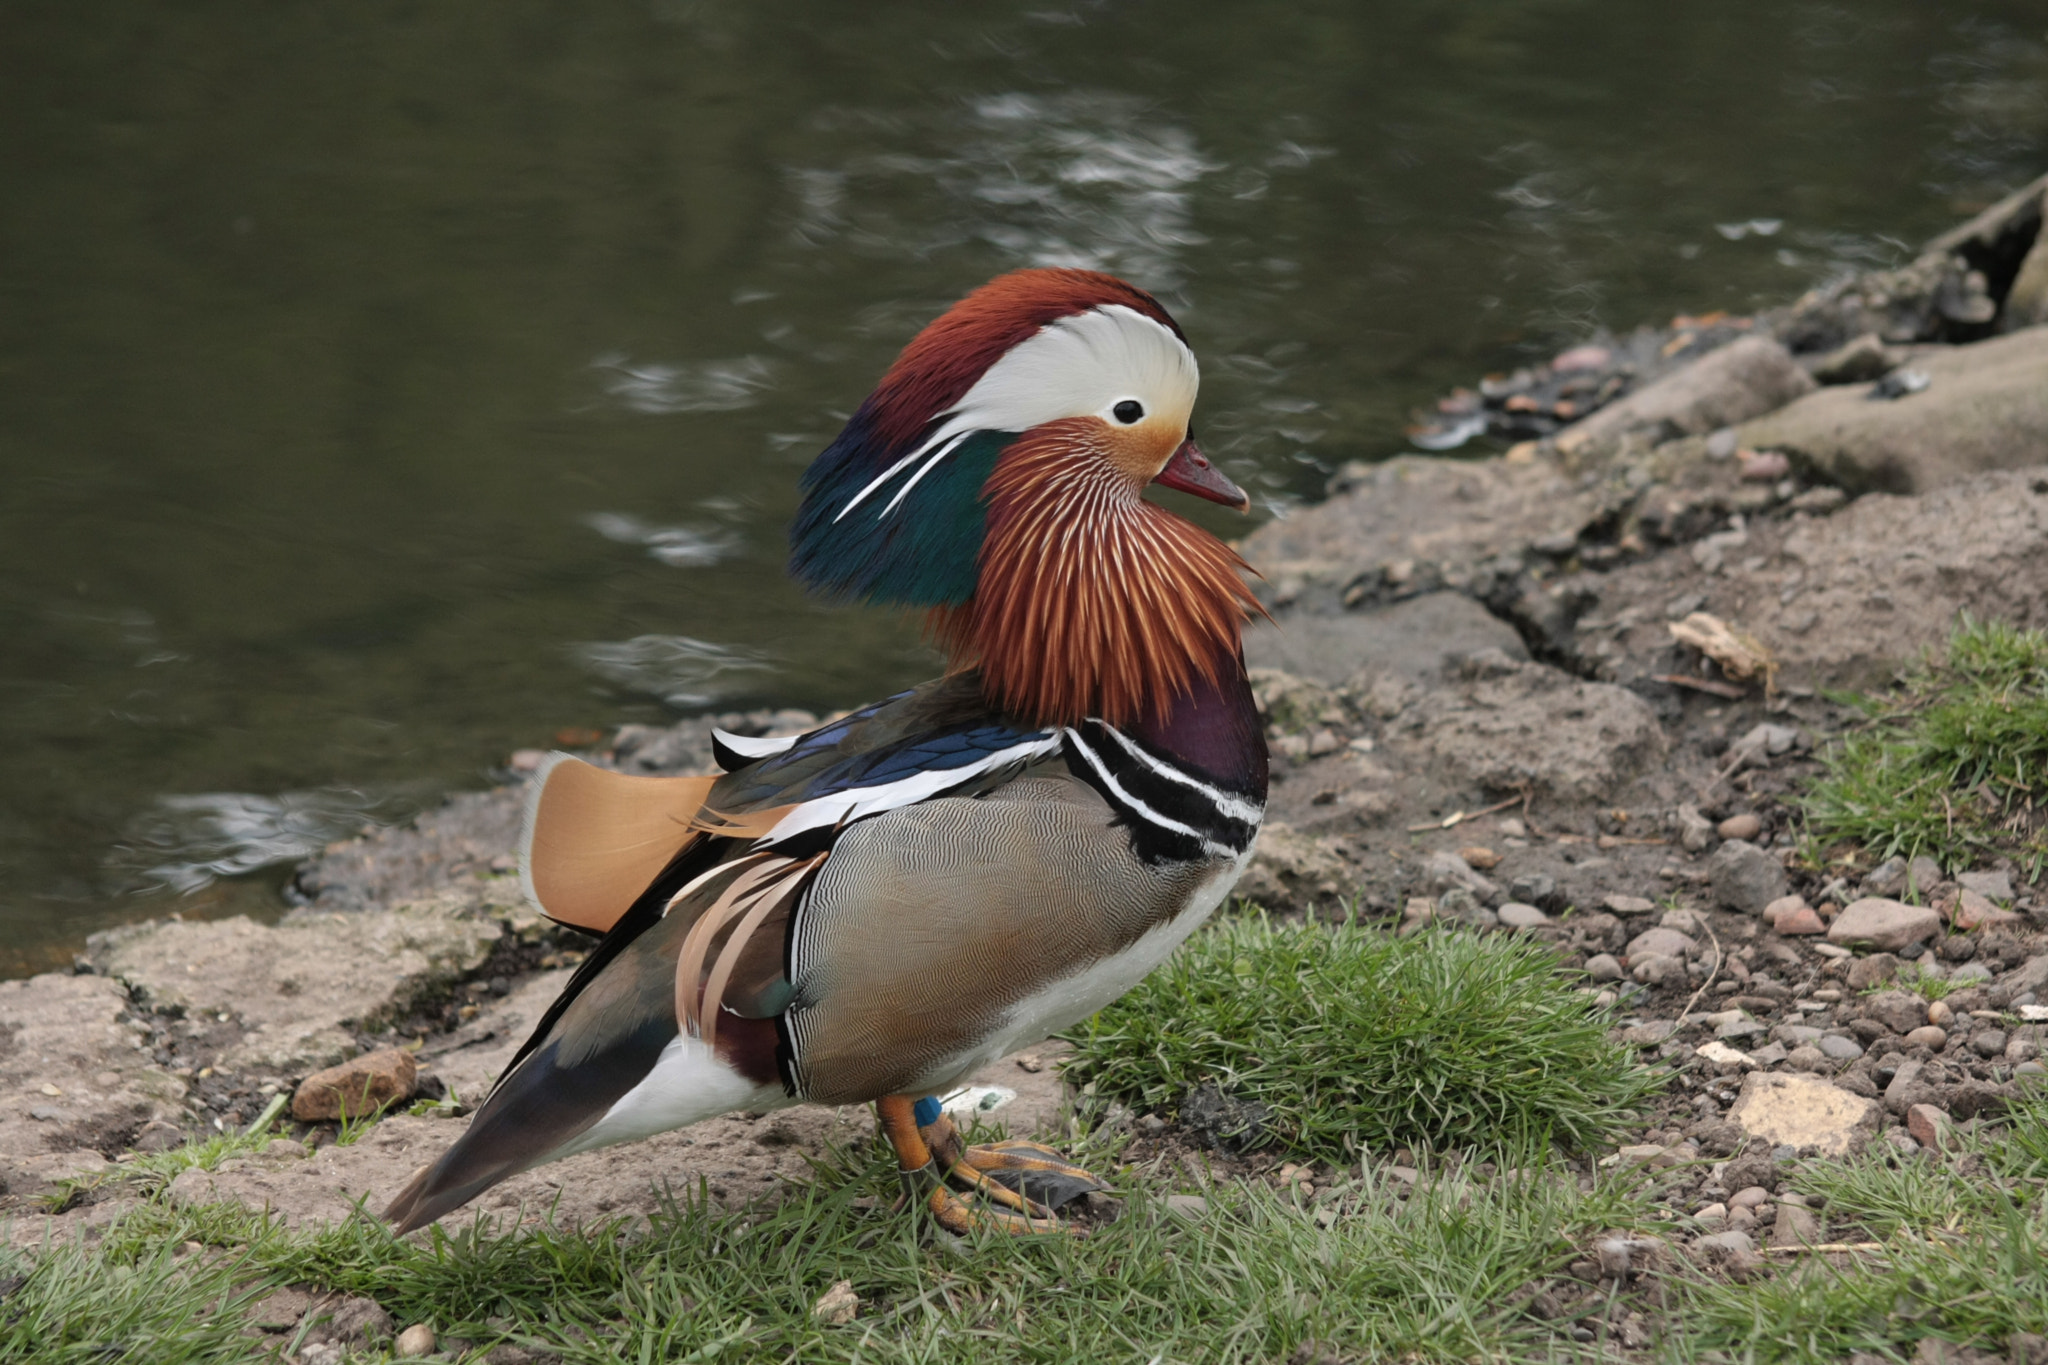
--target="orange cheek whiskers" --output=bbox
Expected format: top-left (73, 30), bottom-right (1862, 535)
top-left (931, 424), bottom-right (1263, 730)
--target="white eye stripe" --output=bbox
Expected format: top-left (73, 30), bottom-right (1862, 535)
top-left (834, 304), bottom-right (1198, 523)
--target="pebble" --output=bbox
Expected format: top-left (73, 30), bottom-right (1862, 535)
top-left (394, 1324), bottom-right (437, 1358)
top-left (1776, 905), bottom-right (1828, 936)
top-left (1164, 1194), bottom-right (1210, 1217)
top-left (1717, 812), bottom-right (1762, 841)
top-left (1972, 1030), bottom-right (2009, 1058)
top-left (1584, 953), bottom-right (1623, 981)
top-left (1628, 928), bottom-right (1697, 960)
top-left (1707, 840), bottom-right (1788, 915)
top-left (1604, 894), bottom-right (1657, 916)
top-left (1926, 1000), bottom-right (1953, 1027)
top-left (1906, 1104), bottom-right (1953, 1151)
top-left (1827, 898), bottom-right (1942, 951)
top-left (1816, 1035), bottom-right (1865, 1061)
top-left (1497, 903), bottom-right (1550, 929)
top-left (1458, 845), bottom-right (1501, 871)
top-left (1785, 1045), bottom-right (1827, 1071)
top-left (1676, 804), bottom-right (1717, 853)
top-left (1694, 1202), bottom-right (1729, 1228)
top-left (1956, 869), bottom-right (2014, 902)
top-left (292, 1047), bottom-right (419, 1122)
top-left (1510, 873), bottom-right (1558, 907)
top-left (1903, 1025), bottom-right (1947, 1051)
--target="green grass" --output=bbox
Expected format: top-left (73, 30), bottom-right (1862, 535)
top-left (1, 1141), bottom-right (1659, 1365)
top-left (1803, 616), bottom-right (2048, 880)
top-left (1061, 913), bottom-right (1663, 1163)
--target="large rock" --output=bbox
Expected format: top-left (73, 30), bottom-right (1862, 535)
top-left (1556, 335), bottom-right (1815, 456)
top-left (0, 974), bottom-right (188, 1205)
top-left (1586, 466), bottom-right (2048, 692)
top-left (1725, 1071), bottom-right (1877, 1157)
top-left (1408, 661), bottom-right (1668, 803)
top-left (1241, 456), bottom-right (1610, 604)
top-left (89, 898), bottom-right (502, 1073)
top-left (1244, 592), bottom-right (1526, 687)
top-left (1737, 327), bottom-right (2048, 493)
top-left (1827, 898), bottom-right (1942, 952)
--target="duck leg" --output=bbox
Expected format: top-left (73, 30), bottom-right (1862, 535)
top-left (876, 1096), bottom-right (1070, 1234)
top-left (916, 1108), bottom-right (1110, 1212)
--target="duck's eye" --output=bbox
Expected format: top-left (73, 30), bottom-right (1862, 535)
top-left (1111, 400), bottom-right (1144, 425)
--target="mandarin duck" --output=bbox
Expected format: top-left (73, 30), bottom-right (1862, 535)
top-left (384, 268), bottom-right (1268, 1236)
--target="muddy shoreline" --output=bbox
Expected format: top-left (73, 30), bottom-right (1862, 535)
top-left (5, 176), bottom-right (2048, 1266)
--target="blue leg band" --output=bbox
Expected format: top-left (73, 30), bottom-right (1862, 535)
top-left (913, 1095), bottom-right (943, 1127)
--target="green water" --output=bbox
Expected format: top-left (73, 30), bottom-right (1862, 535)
top-left (3, 1), bottom-right (2044, 974)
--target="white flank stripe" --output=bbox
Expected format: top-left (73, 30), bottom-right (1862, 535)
top-left (1063, 729), bottom-right (1236, 859)
top-left (712, 728), bottom-right (802, 760)
top-left (761, 734), bottom-right (1063, 844)
top-left (1088, 722), bottom-right (1265, 825)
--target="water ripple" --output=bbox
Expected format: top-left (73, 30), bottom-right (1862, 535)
top-left (575, 635), bottom-right (773, 709)
top-left (122, 788), bottom-right (410, 895)
top-left (591, 353), bottom-right (776, 414)
top-left (583, 512), bottom-right (739, 568)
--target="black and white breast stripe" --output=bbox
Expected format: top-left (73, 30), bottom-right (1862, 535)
top-left (1061, 721), bottom-right (1263, 865)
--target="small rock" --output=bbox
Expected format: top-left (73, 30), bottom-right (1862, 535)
top-left (1584, 953), bottom-right (1624, 982)
top-left (1884, 1059), bottom-right (1926, 1114)
top-left (1659, 907), bottom-right (1703, 935)
top-left (1906, 1104), bottom-right (1953, 1151)
top-left (1761, 894), bottom-right (1807, 927)
top-left (1906, 856), bottom-right (1944, 898)
top-left (1727, 1070), bottom-right (1877, 1156)
top-left (1862, 857), bottom-right (1908, 898)
top-left (1458, 845), bottom-right (1501, 871)
top-left (1817, 1035), bottom-right (1865, 1061)
top-left (1633, 953), bottom-right (1686, 986)
top-left (1955, 869), bottom-right (2014, 902)
top-left (1509, 873), bottom-right (1559, 909)
top-left (1164, 1194), bottom-right (1209, 1218)
top-left (1604, 894), bottom-right (1657, 916)
top-left (1497, 903), bottom-right (1551, 929)
top-left (1676, 804), bottom-right (1717, 854)
top-left (1695, 1202), bottom-right (1729, 1228)
top-left (1866, 990), bottom-right (1928, 1036)
top-left (1738, 449), bottom-right (1791, 482)
top-left (1718, 813), bottom-right (1763, 842)
top-left (1903, 1025), bottom-right (1948, 1051)
top-left (1942, 887), bottom-right (2021, 930)
top-left (1776, 905), bottom-right (1828, 936)
top-left (395, 1324), bottom-right (437, 1359)
top-left (1770, 1202), bottom-right (1821, 1249)
top-left (813, 1280), bottom-right (860, 1325)
top-left (1708, 840), bottom-right (1788, 915)
top-left (1971, 1029), bottom-right (2008, 1059)
top-left (1845, 954), bottom-right (1899, 990)
top-left (1696, 1040), bottom-right (1756, 1068)
top-left (1926, 1000), bottom-right (1954, 1027)
top-left (292, 1047), bottom-right (418, 1122)
top-left (1785, 1045), bottom-right (1828, 1071)
top-left (1827, 898), bottom-right (1942, 952)
top-left (1628, 927), bottom-right (1698, 960)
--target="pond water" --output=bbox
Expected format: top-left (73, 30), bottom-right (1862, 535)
top-left (3, 1), bottom-right (2044, 974)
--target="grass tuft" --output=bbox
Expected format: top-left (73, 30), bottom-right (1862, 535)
top-left (1802, 616), bottom-right (2048, 879)
top-left (1061, 912), bottom-right (1662, 1162)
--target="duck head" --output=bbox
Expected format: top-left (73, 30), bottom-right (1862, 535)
top-left (791, 268), bottom-right (1261, 728)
